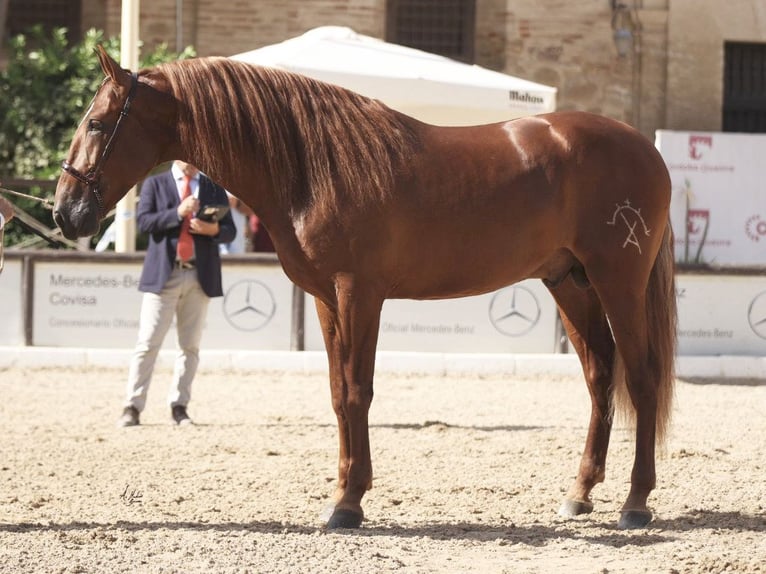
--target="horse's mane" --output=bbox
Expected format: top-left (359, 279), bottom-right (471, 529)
top-left (156, 57), bottom-right (418, 214)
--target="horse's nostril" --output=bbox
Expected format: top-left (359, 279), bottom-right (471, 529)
top-left (52, 209), bottom-right (75, 239)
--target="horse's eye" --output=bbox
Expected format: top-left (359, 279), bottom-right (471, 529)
top-left (88, 119), bottom-right (104, 132)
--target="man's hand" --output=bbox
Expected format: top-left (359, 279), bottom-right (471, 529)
top-left (189, 218), bottom-right (219, 237)
top-left (177, 196), bottom-right (199, 219)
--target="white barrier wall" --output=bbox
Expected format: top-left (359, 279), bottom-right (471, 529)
top-left (0, 259), bottom-right (24, 346)
top-left (210, 264), bottom-right (294, 350)
top-left (676, 274), bottom-right (766, 355)
top-left (34, 261), bottom-right (143, 347)
top-left (31, 259), bottom-right (294, 350)
top-left (304, 279), bottom-right (560, 353)
top-left (656, 130), bottom-right (766, 267)
top-left (2, 254), bottom-right (764, 356)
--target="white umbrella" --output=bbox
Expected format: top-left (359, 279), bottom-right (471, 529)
top-left (231, 26), bottom-right (556, 126)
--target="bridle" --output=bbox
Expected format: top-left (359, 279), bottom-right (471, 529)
top-left (60, 73), bottom-right (139, 212)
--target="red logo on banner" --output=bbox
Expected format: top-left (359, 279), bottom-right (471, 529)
top-left (745, 215), bottom-right (766, 242)
top-left (687, 208), bottom-right (710, 235)
top-left (688, 135), bottom-right (713, 160)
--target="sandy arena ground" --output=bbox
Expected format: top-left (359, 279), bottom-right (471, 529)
top-left (0, 365), bottom-right (764, 573)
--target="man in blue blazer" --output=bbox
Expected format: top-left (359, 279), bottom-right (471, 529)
top-left (118, 161), bottom-right (236, 427)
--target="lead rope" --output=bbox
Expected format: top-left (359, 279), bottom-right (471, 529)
top-left (0, 185), bottom-right (55, 269)
top-left (0, 186), bottom-right (54, 209)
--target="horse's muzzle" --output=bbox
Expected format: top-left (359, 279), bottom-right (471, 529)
top-left (53, 207), bottom-right (101, 239)
top-left (52, 208), bottom-right (76, 240)
top-left (53, 186), bottom-right (101, 240)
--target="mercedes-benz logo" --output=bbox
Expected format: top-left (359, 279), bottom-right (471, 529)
top-left (222, 279), bottom-right (276, 331)
top-left (748, 291), bottom-right (766, 340)
top-left (488, 285), bottom-right (541, 337)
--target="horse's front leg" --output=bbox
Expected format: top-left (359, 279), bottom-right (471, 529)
top-left (314, 279), bottom-right (383, 529)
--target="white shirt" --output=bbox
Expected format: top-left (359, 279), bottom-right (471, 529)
top-left (171, 162), bottom-right (200, 206)
top-left (219, 191), bottom-right (247, 255)
top-left (0, 213), bottom-right (5, 231)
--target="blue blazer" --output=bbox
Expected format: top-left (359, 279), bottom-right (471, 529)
top-left (136, 169), bottom-right (236, 297)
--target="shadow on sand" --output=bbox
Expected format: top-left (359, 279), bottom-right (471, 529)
top-left (2, 510), bottom-right (762, 548)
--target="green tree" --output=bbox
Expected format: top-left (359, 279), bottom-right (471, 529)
top-left (0, 26), bottom-right (195, 247)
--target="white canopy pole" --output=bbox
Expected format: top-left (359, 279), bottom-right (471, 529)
top-left (114, 0), bottom-right (140, 252)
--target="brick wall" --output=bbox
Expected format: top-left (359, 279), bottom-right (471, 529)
top-left (100, 0), bottom-right (384, 56)
top-left (505, 0), bottom-right (639, 124)
top-left (81, 0), bottom-right (106, 34)
top-left (475, 0), bottom-right (507, 71)
top-left (93, 0), bottom-right (650, 131)
top-left (91, 0), bottom-right (766, 137)
top-left (667, 0), bottom-right (766, 132)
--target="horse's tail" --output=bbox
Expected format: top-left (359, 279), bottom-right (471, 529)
top-left (612, 221), bottom-right (677, 444)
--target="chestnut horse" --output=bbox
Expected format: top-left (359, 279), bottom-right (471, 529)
top-left (54, 48), bottom-right (676, 530)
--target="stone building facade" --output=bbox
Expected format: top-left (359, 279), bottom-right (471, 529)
top-left (18, 0), bottom-right (766, 138)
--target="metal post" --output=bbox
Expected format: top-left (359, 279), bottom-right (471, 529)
top-left (115, 0), bottom-right (140, 253)
top-left (291, 284), bottom-right (305, 351)
top-left (554, 309), bottom-right (569, 354)
top-left (22, 255), bottom-right (34, 346)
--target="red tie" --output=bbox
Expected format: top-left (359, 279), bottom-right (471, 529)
top-left (177, 175), bottom-right (194, 262)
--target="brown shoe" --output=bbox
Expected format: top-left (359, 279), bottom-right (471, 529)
top-left (171, 405), bottom-right (193, 426)
top-left (117, 406), bottom-right (140, 427)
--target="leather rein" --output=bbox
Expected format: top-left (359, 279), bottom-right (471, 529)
top-left (60, 73), bottom-right (139, 212)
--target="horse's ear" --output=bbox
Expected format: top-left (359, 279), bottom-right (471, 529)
top-left (96, 45), bottom-right (133, 90)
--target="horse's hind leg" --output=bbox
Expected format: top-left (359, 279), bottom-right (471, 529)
top-left (547, 278), bottom-right (616, 518)
top-left (589, 267), bottom-right (666, 529)
top-left (314, 277), bottom-right (383, 529)
top-left (605, 297), bottom-right (661, 528)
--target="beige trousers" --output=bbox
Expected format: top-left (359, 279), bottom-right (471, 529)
top-left (124, 266), bottom-right (210, 412)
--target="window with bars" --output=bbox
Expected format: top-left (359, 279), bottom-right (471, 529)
top-left (6, 0), bottom-right (82, 42)
top-left (386, 0), bottom-right (476, 63)
top-left (723, 41), bottom-right (766, 133)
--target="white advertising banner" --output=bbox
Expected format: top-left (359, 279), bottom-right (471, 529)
top-left (676, 274), bottom-right (766, 356)
top-left (12, 257), bottom-right (766, 356)
top-left (210, 263), bottom-right (294, 350)
top-left (0, 259), bottom-right (24, 346)
top-left (655, 130), bottom-right (766, 267)
top-left (32, 261), bottom-right (294, 350)
top-left (304, 279), bottom-right (560, 353)
top-left (33, 261), bottom-right (144, 347)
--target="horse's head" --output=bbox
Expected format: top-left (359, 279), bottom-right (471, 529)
top-left (54, 47), bottom-right (172, 239)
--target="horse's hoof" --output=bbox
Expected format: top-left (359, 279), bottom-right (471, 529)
top-left (326, 508), bottom-right (364, 529)
top-left (558, 499), bottom-right (594, 517)
top-left (618, 509), bottom-right (653, 529)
